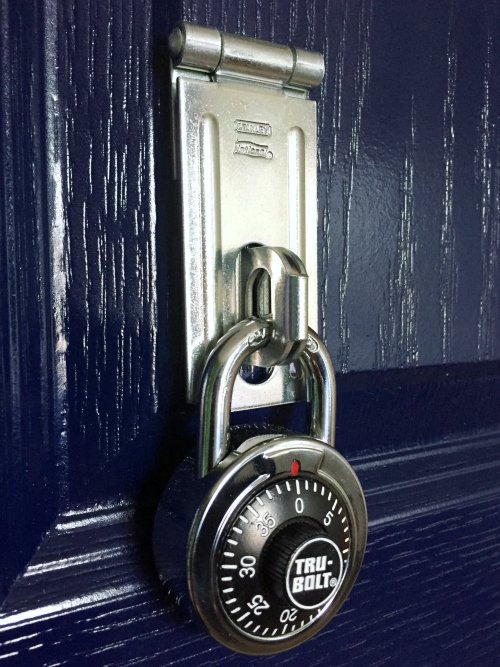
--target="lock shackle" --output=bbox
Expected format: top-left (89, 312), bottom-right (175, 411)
top-left (301, 332), bottom-right (336, 450)
top-left (197, 318), bottom-right (336, 477)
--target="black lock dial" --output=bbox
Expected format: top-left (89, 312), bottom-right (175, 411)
top-left (180, 435), bottom-right (368, 655)
top-left (217, 475), bottom-right (352, 641)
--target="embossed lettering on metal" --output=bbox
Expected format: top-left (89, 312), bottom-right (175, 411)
top-left (233, 140), bottom-right (273, 159)
top-left (234, 119), bottom-right (273, 136)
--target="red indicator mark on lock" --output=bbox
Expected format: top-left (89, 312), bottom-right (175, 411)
top-left (291, 460), bottom-right (300, 476)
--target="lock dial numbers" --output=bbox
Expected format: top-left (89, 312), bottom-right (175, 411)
top-left (217, 475), bottom-right (352, 641)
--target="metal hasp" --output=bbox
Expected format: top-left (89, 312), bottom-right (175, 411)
top-left (169, 22), bottom-right (324, 410)
top-left (242, 246), bottom-right (309, 367)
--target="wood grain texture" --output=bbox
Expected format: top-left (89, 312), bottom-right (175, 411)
top-left (58, 0), bottom-right (160, 504)
top-left (0, 0), bottom-right (57, 599)
top-left (157, 0), bottom-right (500, 371)
top-left (440, 2), bottom-right (458, 364)
top-left (2, 0), bottom-right (500, 662)
top-left (40, 0), bottom-right (500, 502)
top-left (477, 11), bottom-right (500, 361)
top-left (51, 0), bottom-right (500, 500)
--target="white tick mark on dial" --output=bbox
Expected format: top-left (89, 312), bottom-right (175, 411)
top-left (237, 612), bottom-right (250, 622)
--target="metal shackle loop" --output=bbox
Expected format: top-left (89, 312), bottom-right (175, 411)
top-left (197, 318), bottom-right (336, 477)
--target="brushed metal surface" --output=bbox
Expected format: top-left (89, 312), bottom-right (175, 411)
top-left (176, 71), bottom-right (321, 408)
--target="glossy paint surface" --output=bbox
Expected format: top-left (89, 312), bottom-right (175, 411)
top-left (1, 0), bottom-right (500, 664)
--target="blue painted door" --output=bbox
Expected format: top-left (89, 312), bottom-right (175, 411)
top-left (1, 0), bottom-right (500, 664)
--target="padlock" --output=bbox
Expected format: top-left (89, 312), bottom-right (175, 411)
top-left (153, 318), bottom-right (367, 655)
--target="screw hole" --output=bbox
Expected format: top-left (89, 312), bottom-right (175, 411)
top-left (239, 364), bottom-right (274, 384)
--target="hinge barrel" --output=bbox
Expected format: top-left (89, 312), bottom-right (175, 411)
top-left (169, 22), bottom-right (324, 91)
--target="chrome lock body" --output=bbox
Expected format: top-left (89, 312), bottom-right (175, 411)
top-left (153, 319), bottom-right (367, 655)
top-left (155, 21), bottom-right (367, 656)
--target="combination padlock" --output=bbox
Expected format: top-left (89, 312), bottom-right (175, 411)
top-left (153, 318), bottom-right (367, 655)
